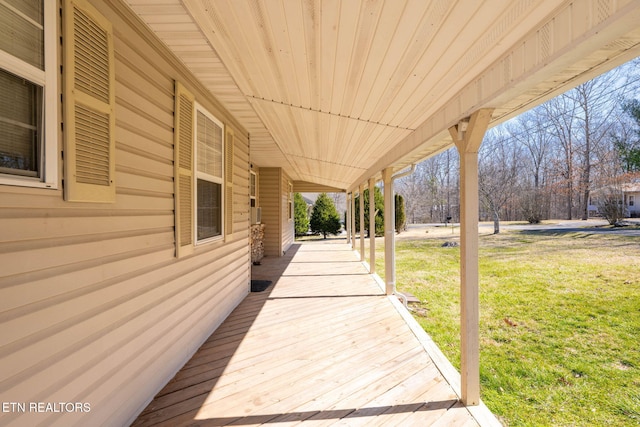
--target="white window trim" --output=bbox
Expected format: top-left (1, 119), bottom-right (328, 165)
top-left (194, 102), bottom-right (224, 245)
top-left (0, 0), bottom-right (58, 189)
top-left (250, 170), bottom-right (257, 198)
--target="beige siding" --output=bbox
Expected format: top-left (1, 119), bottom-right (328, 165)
top-left (258, 168), bottom-right (295, 257)
top-left (259, 168), bottom-right (282, 257)
top-left (0, 1), bottom-right (250, 426)
top-left (282, 171), bottom-right (294, 254)
top-left (232, 132), bottom-right (251, 239)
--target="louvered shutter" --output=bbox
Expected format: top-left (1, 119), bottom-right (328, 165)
top-left (174, 82), bottom-right (195, 257)
top-left (225, 128), bottom-right (234, 236)
top-left (63, 0), bottom-right (115, 202)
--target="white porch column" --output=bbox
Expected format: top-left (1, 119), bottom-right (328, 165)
top-left (345, 192), bottom-right (351, 243)
top-left (359, 184), bottom-right (365, 261)
top-left (351, 190), bottom-right (356, 249)
top-left (382, 168), bottom-right (395, 295)
top-left (368, 177), bottom-right (376, 275)
top-left (448, 108), bottom-right (493, 406)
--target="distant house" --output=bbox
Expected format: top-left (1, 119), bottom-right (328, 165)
top-left (589, 182), bottom-right (640, 218)
top-left (622, 183), bottom-right (640, 218)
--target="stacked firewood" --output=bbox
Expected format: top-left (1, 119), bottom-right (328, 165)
top-left (250, 224), bottom-right (265, 263)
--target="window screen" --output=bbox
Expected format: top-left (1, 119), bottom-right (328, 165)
top-left (0, 69), bottom-right (41, 176)
top-left (195, 107), bottom-right (224, 241)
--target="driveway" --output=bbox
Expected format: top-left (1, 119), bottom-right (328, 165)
top-left (400, 219), bottom-right (640, 239)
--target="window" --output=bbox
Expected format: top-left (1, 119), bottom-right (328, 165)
top-left (195, 104), bottom-right (224, 243)
top-left (0, 0), bottom-right (57, 188)
top-left (250, 170), bottom-right (257, 207)
top-left (174, 83), bottom-right (232, 257)
top-left (630, 195), bottom-right (635, 207)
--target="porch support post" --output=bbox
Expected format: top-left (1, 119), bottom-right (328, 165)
top-left (359, 184), bottom-right (365, 261)
top-left (351, 190), bottom-right (356, 249)
top-left (382, 168), bottom-right (395, 295)
top-left (368, 177), bottom-right (376, 274)
top-left (345, 192), bottom-right (351, 243)
top-left (448, 108), bottom-right (493, 407)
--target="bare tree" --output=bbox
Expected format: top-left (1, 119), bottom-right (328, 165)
top-left (479, 129), bottom-right (521, 234)
top-left (400, 58), bottom-right (640, 224)
top-left (542, 93), bottom-right (580, 219)
top-left (507, 109), bottom-right (553, 189)
top-left (397, 149), bottom-right (460, 224)
top-left (505, 109), bottom-right (554, 222)
top-left (569, 70), bottom-right (623, 219)
top-left (596, 183), bottom-right (627, 225)
top-left (396, 163), bottom-right (428, 223)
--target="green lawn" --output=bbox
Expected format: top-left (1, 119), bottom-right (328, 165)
top-left (377, 228), bottom-right (640, 426)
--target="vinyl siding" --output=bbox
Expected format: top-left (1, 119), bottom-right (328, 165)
top-left (231, 132), bottom-right (251, 238)
top-left (0, 1), bottom-right (250, 426)
top-left (259, 168), bottom-right (282, 257)
top-left (258, 168), bottom-right (295, 257)
top-left (281, 171), bottom-right (294, 254)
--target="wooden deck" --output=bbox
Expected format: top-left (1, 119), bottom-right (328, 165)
top-left (133, 239), bottom-right (501, 426)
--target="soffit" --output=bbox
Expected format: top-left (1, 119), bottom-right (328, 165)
top-left (125, 0), bottom-right (640, 191)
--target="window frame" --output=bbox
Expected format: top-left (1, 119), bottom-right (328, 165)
top-left (250, 170), bottom-right (257, 207)
top-left (0, 0), bottom-right (58, 189)
top-left (194, 102), bottom-right (225, 245)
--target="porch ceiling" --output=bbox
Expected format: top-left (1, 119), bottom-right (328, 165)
top-left (125, 0), bottom-right (640, 191)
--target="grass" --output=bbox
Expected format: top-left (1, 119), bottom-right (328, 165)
top-left (376, 227), bottom-right (640, 426)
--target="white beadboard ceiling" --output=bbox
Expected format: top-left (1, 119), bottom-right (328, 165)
top-left (124, 0), bottom-right (640, 191)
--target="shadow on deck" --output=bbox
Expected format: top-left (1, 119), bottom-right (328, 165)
top-left (133, 240), bottom-right (501, 426)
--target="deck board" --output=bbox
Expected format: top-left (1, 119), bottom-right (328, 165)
top-left (133, 240), bottom-right (498, 426)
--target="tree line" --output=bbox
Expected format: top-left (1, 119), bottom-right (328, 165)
top-left (294, 190), bottom-right (406, 238)
top-left (396, 57), bottom-right (640, 231)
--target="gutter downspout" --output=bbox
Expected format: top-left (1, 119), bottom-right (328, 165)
top-left (382, 164), bottom-right (416, 308)
top-left (392, 164), bottom-right (416, 182)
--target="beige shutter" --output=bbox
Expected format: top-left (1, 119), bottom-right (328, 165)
top-left (225, 128), bottom-right (234, 236)
top-left (63, 0), bottom-right (116, 202)
top-left (174, 82), bottom-right (195, 257)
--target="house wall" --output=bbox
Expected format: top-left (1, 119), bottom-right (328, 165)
top-left (258, 168), bottom-right (294, 257)
top-left (0, 1), bottom-right (250, 426)
top-left (627, 191), bottom-right (639, 217)
top-left (282, 171), bottom-right (295, 254)
top-left (259, 168), bottom-right (282, 257)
